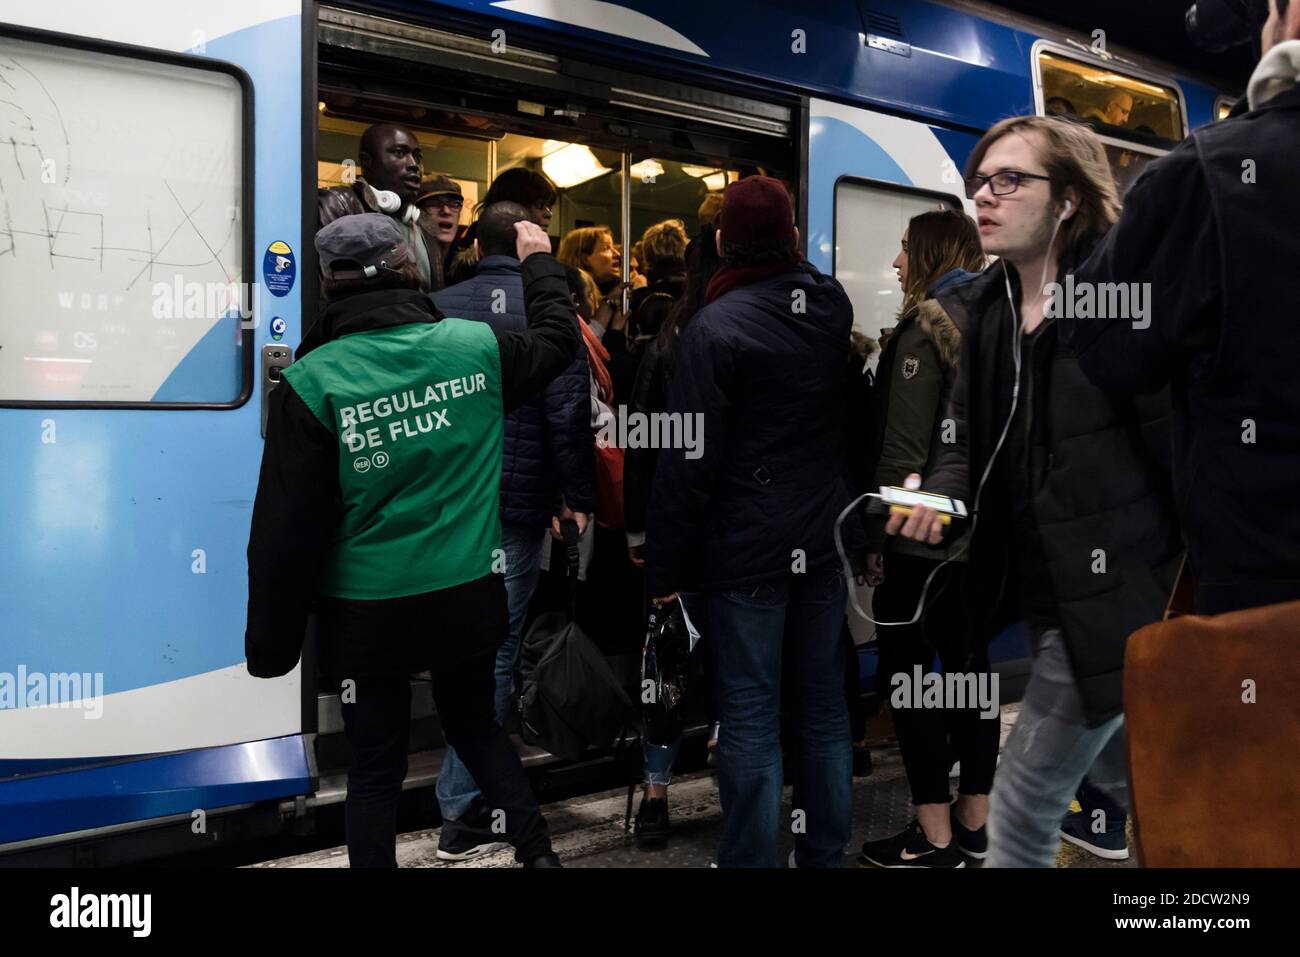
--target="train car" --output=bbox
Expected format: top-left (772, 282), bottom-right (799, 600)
top-left (0, 0), bottom-right (1235, 863)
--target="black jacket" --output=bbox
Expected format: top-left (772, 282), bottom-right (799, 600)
top-left (245, 255), bottom-right (579, 679)
top-left (926, 249), bottom-right (1182, 727)
top-left (432, 255), bottom-right (594, 527)
top-left (317, 181), bottom-right (446, 292)
top-left (1071, 85), bottom-right (1300, 615)
top-left (646, 262), bottom-right (859, 596)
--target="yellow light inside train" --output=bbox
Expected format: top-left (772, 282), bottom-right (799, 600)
top-left (541, 142), bottom-right (610, 188)
top-left (681, 164), bottom-right (717, 178)
top-left (630, 159), bottom-right (665, 181)
top-left (703, 172), bottom-right (727, 191)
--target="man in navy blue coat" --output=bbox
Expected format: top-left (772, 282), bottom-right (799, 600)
top-left (430, 200), bottom-right (594, 860)
top-left (647, 177), bottom-right (859, 868)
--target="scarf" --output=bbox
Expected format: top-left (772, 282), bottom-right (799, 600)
top-left (1248, 39), bottom-right (1300, 110)
top-left (580, 318), bottom-right (613, 403)
top-left (704, 256), bottom-right (799, 305)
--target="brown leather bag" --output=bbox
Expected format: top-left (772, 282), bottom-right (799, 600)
top-left (1124, 598), bottom-right (1300, 866)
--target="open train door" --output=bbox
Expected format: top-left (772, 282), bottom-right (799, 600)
top-left (0, 0), bottom-right (312, 857)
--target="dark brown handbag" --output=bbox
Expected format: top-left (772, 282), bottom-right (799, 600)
top-left (1124, 596), bottom-right (1300, 866)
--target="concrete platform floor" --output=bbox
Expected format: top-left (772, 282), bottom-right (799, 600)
top-left (253, 704), bottom-right (1135, 869)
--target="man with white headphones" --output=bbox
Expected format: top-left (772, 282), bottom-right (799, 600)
top-left (319, 123), bottom-right (439, 294)
top-left (888, 115), bottom-right (1181, 867)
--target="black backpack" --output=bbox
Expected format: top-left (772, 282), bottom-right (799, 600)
top-left (517, 523), bottom-right (635, 762)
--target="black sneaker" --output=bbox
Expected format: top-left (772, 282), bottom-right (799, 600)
top-left (950, 809), bottom-right (988, 860)
top-left (852, 745), bottom-right (873, 778)
top-left (858, 821), bottom-right (965, 868)
top-left (523, 852), bottom-right (562, 868)
top-left (1060, 810), bottom-right (1129, 860)
top-left (634, 796), bottom-right (671, 849)
top-left (436, 805), bottom-right (509, 861)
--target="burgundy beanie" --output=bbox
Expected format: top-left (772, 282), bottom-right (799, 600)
top-left (718, 175), bottom-right (794, 248)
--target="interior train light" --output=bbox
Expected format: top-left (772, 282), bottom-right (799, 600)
top-left (703, 172), bottom-right (728, 191)
top-left (630, 158), bottom-right (664, 181)
top-left (541, 141), bottom-right (610, 188)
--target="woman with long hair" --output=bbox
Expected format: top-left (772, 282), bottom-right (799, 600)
top-left (857, 208), bottom-right (995, 869)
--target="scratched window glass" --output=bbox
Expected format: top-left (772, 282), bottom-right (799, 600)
top-left (0, 35), bottom-right (245, 403)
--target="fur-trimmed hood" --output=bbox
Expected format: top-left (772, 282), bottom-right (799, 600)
top-left (914, 299), bottom-right (961, 371)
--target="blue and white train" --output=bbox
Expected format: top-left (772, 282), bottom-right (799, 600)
top-left (0, 0), bottom-right (1233, 861)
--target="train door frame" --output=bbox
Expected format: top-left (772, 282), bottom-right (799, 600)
top-left (302, 1), bottom-right (803, 778)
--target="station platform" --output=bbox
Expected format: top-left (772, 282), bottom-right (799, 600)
top-left (252, 705), bottom-right (1135, 869)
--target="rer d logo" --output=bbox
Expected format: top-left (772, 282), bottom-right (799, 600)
top-left (354, 451), bottom-right (389, 473)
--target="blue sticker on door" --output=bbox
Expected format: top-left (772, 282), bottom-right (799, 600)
top-left (263, 240), bottom-right (295, 297)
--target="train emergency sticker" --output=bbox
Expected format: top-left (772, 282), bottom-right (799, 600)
top-left (264, 241), bottom-right (296, 297)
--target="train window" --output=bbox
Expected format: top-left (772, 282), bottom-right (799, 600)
top-left (833, 179), bottom-right (960, 343)
top-left (1215, 95), bottom-right (1238, 120)
top-left (1038, 50), bottom-right (1184, 144)
top-left (0, 31), bottom-right (249, 406)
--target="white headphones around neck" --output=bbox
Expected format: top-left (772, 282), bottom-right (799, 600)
top-left (367, 185), bottom-right (420, 224)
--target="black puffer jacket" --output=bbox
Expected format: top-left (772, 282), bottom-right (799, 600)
top-left (432, 256), bottom-right (593, 527)
top-left (646, 262), bottom-right (860, 596)
top-left (925, 245), bottom-right (1182, 727)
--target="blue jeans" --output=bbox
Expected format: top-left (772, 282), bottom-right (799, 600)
top-left (986, 626), bottom-right (1129, 867)
top-left (436, 524), bottom-right (545, 821)
top-left (707, 565), bottom-right (851, 868)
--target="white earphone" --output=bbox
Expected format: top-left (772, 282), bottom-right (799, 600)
top-left (1059, 199), bottom-right (1073, 219)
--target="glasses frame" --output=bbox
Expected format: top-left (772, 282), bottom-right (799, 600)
top-left (964, 170), bottom-right (1053, 200)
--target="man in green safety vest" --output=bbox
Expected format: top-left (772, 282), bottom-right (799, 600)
top-left (245, 212), bottom-right (578, 868)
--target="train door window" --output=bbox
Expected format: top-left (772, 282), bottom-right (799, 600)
top-left (0, 30), bottom-right (249, 405)
top-left (1214, 95), bottom-right (1237, 120)
top-left (1035, 46), bottom-right (1186, 198)
top-left (833, 179), bottom-right (960, 343)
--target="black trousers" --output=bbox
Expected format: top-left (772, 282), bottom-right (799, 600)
top-left (322, 577), bottom-right (552, 868)
top-left (873, 552), bottom-right (1000, 806)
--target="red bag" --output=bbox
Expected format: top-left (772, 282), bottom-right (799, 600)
top-left (594, 435), bottom-right (625, 530)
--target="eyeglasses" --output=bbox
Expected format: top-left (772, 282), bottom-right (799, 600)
top-left (529, 200), bottom-right (554, 214)
top-left (422, 197), bottom-right (463, 211)
top-left (964, 170), bottom-right (1052, 200)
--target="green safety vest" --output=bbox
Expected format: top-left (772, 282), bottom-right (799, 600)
top-left (282, 318), bottom-right (504, 600)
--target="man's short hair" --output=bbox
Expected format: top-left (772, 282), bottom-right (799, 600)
top-left (477, 201), bottom-right (530, 259)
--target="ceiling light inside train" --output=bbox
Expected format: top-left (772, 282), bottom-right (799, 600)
top-left (541, 142), bottom-right (610, 188)
top-left (630, 159), bottom-right (665, 181)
